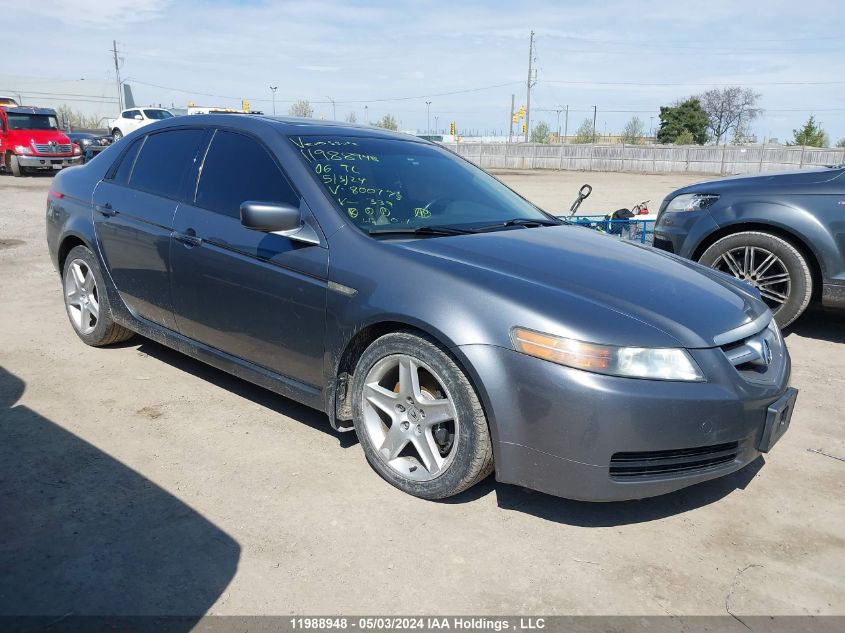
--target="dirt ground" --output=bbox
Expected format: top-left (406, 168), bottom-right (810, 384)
top-left (1, 171), bottom-right (843, 617)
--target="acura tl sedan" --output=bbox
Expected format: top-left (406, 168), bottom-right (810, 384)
top-left (46, 116), bottom-right (797, 501)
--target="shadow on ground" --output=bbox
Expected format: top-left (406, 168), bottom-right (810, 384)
top-left (136, 340), bottom-right (358, 448)
top-left (786, 306), bottom-right (845, 344)
top-left (0, 365), bottom-right (240, 618)
top-left (138, 337), bottom-right (765, 528)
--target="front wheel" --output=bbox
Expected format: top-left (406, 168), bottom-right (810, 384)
top-left (9, 154), bottom-right (22, 177)
top-left (112, 129), bottom-right (123, 141)
top-left (699, 231), bottom-right (813, 327)
top-left (351, 332), bottom-right (493, 499)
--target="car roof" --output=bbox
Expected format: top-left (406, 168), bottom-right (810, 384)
top-left (151, 113), bottom-right (425, 143)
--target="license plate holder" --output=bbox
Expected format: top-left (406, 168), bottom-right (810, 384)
top-left (758, 388), bottom-right (798, 453)
top-left (52, 164), bottom-right (63, 170)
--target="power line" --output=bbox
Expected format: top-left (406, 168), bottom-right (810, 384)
top-left (540, 79), bottom-right (845, 87)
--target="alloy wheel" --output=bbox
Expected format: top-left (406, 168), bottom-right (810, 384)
top-left (64, 259), bottom-right (100, 335)
top-left (711, 246), bottom-right (791, 311)
top-left (361, 354), bottom-right (459, 481)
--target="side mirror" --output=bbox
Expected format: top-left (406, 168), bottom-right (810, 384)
top-left (134, 114), bottom-right (143, 121)
top-left (240, 201), bottom-right (320, 245)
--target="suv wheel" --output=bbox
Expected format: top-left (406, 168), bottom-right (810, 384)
top-left (351, 331), bottom-right (493, 499)
top-left (699, 231), bottom-right (812, 327)
top-left (112, 129), bottom-right (123, 141)
top-left (62, 245), bottom-right (134, 346)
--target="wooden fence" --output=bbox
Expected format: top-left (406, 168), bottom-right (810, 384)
top-left (442, 142), bottom-right (845, 175)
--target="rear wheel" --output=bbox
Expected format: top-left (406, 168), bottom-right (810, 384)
top-left (351, 331), bottom-right (493, 499)
top-left (699, 231), bottom-right (812, 327)
top-left (112, 129), bottom-right (123, 141)
top-left (62, 245), bottom-right (134, 346)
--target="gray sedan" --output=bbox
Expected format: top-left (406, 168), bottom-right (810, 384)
top-left (46, 115), bottom-right (795, 501)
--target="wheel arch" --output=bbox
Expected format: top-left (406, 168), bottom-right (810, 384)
top-left (57, 233), bottom-right (92, 277)
top-left (329, 319), bottom-right (495, 440)
top-left (692, 222), bottom-right (824, 301)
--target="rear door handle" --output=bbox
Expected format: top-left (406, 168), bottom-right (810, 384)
top-left (95, 203), bottom-right (117, 217)
top-left (174, 230), bottom-right (202, 248)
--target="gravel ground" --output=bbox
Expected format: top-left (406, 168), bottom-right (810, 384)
top-left (0, 171), bottom-right (843, 617)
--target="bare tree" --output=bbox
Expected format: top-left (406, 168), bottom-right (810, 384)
top-left (698, 87), bottom-right (761, 144)
top-left (620, 116), bottom-right (645, 144)
top-left (345, 112), bottom-right (357, 124)
top-left (288, 99), bottom-right (313, 118)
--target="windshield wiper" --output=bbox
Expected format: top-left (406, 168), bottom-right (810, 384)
top-left (469, 217), bottom-right (562, 233)
top-left (367, 225), bottom-right (474, 237)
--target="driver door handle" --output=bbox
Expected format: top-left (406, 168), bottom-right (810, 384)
top-left (174, 230), bottom-right (202, 248)
top-left (95, 203), bottom-right (117, 217)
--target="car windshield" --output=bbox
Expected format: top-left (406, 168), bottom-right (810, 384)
top-left (7, 113), bottom-right (59, 131)
top-left (144, 109), bottom-right (174, 120)
top-left (291, 135), bottom-right (555, 233)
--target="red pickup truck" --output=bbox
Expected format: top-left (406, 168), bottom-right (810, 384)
top-left (1, 106), bottom-right (82, 176)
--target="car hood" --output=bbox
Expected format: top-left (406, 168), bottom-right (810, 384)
top-left (397, 225), bottom-right (768, 349)
top-left (671, 167), bottom-right (845, 197)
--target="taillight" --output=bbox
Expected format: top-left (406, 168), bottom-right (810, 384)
top-left (51, 190), bottom-right (65, 199)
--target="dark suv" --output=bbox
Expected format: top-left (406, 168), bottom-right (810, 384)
top-left (653, 167), bottom-right (845, 326)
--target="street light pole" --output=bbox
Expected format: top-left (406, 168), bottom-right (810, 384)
top-left (326, 96), bottom-right (336, 120)
top-left (364, 105), bottom-right (369, 124)
top-left (434, 115), bottom-right (439, 134)
top-left (425, 100), bottom-right (432, 135)
top-left (269, 86), bottom-right (278, 115)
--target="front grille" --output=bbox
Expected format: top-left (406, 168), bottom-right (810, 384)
top-left (609, 441), bottom-right (739, 479)
top-left (32, 143), bottom-right (72, 154)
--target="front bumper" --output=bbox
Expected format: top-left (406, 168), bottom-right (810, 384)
top-left (460, 344), bottom-right (791, 501)
top-left (17, 154), bottom-right (82, 169)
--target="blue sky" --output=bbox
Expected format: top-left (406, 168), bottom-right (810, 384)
top-left (6, 0), bottom-right (845, 142)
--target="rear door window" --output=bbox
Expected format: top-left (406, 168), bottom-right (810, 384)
top-left (195, 130), bottom-right (298, 218)
top-left (129, 129), bottom-right (205, 199)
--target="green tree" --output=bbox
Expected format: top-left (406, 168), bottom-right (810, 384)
top-left (674, 130), bottom-right (695, 145)
top-left (790, 116), bottom-right (828, 147)
top-left (620, 116), bottom-right (645, 144)
top-left (374, 114), bottom-right (398, 130)
top-left (530, 121), bottom-right (552, 144)
top-left (572, 118), bottom-right (595, 144)
top-left (656, 98), bottom-right (709, 145)
top-left (288, 99), bottom-right (313, 118)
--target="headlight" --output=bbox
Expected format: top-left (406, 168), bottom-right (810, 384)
top-left (14, 145), bottom-right (33, 155)
top-left (511, 327), bottom-right (705, 382)
top-left (79, 138), bottom-right (93, 146)
top-left (666, 193), bottom-right (719, 212)
top-left (73, 144), bottom-right (82, 155)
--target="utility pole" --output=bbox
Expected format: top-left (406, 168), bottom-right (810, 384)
top-left (112, 40), bottom-right (123, 112)
top-left (509, 93), bottom-right (515, 143)
top-left (525, 30), bottom-right (536, 142)
top-left (326, 96), bottom-right (336, 120)
top-left (270, 86), bottom-right (278, 115)
top-left (563, 105), bottom-right (569, 143)
top-left (592, 105), bottom-right (597, 144)
top-left (554, 106), bottom-right (563, 142)
top-left (425, 100), bottom-right (432, 135)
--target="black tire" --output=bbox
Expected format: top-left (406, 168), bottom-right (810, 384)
top-left (351, 331), bottom-right (493, 500)
top-left (699, 231), bottom-right (812, 328)
top-left (62, 245), bottom-right (135, 346)
top-left (112, 129), bottom-right (123, 141)
top-left (9, 154), bottom-right (22, 177)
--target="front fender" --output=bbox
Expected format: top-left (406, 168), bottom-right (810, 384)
top-left (705, 198), bottom-right (836, 279)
